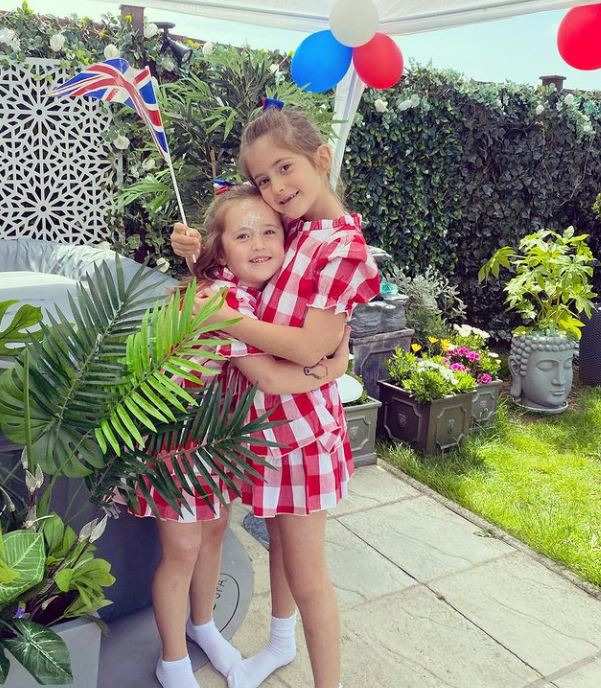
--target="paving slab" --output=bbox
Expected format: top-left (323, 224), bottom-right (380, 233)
top-left (432, 552), bottom-right (601, 676)
top-left (549, 655), bottom-right (601, 687)
top-left (339, 495), bottom-right (514, 581)
top-left (339, 586), bottom-right (540, 688)
top-left (329, 463), bottom-right (419, 517)
top-left (326, 518), bottom-right (416, 608)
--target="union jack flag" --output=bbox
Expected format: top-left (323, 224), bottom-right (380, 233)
top-left (48, 58), bottom-right (170, 162)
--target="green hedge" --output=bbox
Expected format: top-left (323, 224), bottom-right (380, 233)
top-left (344, 64), bottom-right (601, 339)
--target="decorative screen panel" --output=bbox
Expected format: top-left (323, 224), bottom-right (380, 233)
top-left (0, 57), bottom-right (117, 243)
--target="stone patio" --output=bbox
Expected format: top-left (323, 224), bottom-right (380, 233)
top-left (196, 463), bottom-right (601, 688)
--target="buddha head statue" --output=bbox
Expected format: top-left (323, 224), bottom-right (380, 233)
top-left (509, 335), bottom-right (576, 410)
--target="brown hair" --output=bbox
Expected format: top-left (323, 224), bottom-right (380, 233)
top-left (239, 108), bottom-right (325, 179)
top-left (238, 107), bottom-right (345, 201)
top-left (180, 184), bottom-right (262, 291)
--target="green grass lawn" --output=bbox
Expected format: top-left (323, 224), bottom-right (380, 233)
top-left (379, 387), bottom-right (601, 587)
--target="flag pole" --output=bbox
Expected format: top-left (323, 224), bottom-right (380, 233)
top-left (166, 154), bottom-right (196, 269)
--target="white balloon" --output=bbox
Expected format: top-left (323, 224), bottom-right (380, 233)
top-left (330, 0), bottom-right (379, 47)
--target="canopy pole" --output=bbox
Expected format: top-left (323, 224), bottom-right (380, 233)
top-left (330, 65), bottom-right (365, 188)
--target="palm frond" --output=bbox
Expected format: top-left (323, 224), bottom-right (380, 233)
top-left (87, 380), bottom-right (283, 516)
top-left (0, 258), bottom-right (172, 476)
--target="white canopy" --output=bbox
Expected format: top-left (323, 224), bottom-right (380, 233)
top-left (111, 0), bottom-right (584, 178)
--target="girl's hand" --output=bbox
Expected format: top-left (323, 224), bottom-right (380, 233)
top-left (193, 287), bottom-right (222, 319)
top-left (329, 326), bottom-right (351, 378)
top-left (171, 223), bottom-right (202, 259)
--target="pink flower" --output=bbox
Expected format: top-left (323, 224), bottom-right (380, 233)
top-left (477, 373), bottom-right (493, 384)
top-left (451, 363), bottom-right (467, 373)
top-left (466, 351), bottom-right (481, 362)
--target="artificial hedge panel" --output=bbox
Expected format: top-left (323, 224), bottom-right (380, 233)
top-left (344, 64), bottom-right (601, 339)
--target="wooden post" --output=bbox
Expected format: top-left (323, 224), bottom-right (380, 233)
top-left (121, 4), bottom-right (145, 33)
top-left (539, 75), bottom-right (566, 91)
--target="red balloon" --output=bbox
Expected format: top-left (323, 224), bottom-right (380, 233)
top-left (352, 33), bottom-right (404, 89)
top-left (557, 4), bottom-right (601, 70)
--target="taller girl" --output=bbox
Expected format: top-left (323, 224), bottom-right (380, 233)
top-left (176, 106), bottom-right (379, 688)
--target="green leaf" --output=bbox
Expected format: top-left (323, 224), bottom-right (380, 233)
top-left (0, 644), bottom-right (9, 683)
top-left (3, 619), bottom-right (72, 685)
top-left (0, 531), bottom-right (45, 606)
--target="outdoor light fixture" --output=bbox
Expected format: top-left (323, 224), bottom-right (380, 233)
top-left (154, 21), bottom-right (194, 66)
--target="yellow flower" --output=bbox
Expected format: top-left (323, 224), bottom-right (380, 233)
top-left (440, 339), bottom-right (451, 351)
top-left (411, 343), bottom-right (422, 353)
top-left (427, 337), bottom-right (438, 344)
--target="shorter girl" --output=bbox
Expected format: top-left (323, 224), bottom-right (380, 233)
top-left (136, 184), bottom-right (349, 688)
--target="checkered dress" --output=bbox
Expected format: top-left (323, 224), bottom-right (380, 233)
top-left (127, 268), bottom-right (262, 523)
top-left (238, 213), bottom-right (380, 517)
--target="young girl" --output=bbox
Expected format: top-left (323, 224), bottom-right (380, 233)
top-left (172, 105), bottom-right (380, 688)
top-left (137, 183), bottom-right (350, 688)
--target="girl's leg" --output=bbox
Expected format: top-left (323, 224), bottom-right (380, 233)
top-left (153, 519), bottom-right (204, 688)
top-left (189, 506), bottom-right (231, 624)
top-left (265, 517), bottom-right (296, 618)
top-left (186, 506), bottom-right (242, 676)
top-left (278, 510), bottom-right (340, 688)
top-left (227, 517), bottom-right (297, 688)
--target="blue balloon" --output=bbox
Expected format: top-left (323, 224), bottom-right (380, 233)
top-left (291, 30), bottom-right (352, 93)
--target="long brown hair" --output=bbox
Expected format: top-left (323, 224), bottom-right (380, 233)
top-left (238, 107), bottom-right (344, 201)
top-left (181, 184), bottom-right (262, 291)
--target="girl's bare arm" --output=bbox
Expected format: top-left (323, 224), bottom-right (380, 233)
top-left (233, 327), bottom-right (350, 395)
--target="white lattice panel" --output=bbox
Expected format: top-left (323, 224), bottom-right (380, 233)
top-left (0, 57), bottom-right (116, 243)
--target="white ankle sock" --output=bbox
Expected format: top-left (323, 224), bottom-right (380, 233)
top-left (227, 613), bottom-right (297, 688)
top-left (186, 617), bottom-right (242, 677)
top-left (156, 655), bottom-right (199, 688)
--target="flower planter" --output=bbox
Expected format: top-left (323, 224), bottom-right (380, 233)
top-left (350, 328), bottom-right (413, 400)
top-left (377, 380), bottom-right (473, 455)
top-left (4, 616), bottom-right (101, 688)
top-left (343, 396), bottom-right (382, 467)
top-left (471, 379), bottom-right (503, 429)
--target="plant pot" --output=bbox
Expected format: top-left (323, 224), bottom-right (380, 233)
top-left (471, 379), bottom-right (503, 429)
top-left (343, 396), bottom-right (382, 467)
top-left (377, 380), bottom-right (473, 454)
top-left (4, 616), bottom-right (101, 688)
top-left (579, 304), bottom-right (601, 386)
top-left (509, 334), bottom-right (576, 414)
top-left (350, 328), bottom-right (413, 400)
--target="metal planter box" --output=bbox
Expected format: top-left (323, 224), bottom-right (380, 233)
top-left (471, 379), bottom-right (503, 429)
top-left (4, 616), bottom-right (101, 688)
top-left (377, 380), bottom-right (473, 455)
top-left (343, 396), bottom-right (382, 467)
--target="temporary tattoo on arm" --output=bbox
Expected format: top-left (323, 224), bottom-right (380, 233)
top-left (303, 361), bottom-right (328, 380)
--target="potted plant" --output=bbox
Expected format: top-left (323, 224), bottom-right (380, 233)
top-left (479, 227), bottom-right (597, 413)
top-left (378, 345), bottom-right (477, 454)
top-left (342, 372), bottom-right (382, 467)
top-left (0, 301), bottom-right (113, 687)
top-left (0, 262), bottom-right (277, 685)
top-left (446, 325), bottom-right (503, 428)
top-left (0, 483), bottom-right (114, 688)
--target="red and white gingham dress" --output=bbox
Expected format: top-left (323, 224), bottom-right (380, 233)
top-left (127, 268), bottom-right (262, 523)
top-left (238, 213), bottom-right (380, 517)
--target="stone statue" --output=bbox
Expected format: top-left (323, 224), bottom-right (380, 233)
top-left (509, 335), bottom-right (576, 413)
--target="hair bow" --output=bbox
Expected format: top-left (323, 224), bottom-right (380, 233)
top-left (212, 178), bottom-right (237, 195)
top-left (261, 97), bottom-right (285, 112)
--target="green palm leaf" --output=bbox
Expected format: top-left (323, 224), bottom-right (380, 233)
top-left (87, 381), bottom-right (282, 518)
top-left (0, 258), bottom-right (172, 476)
